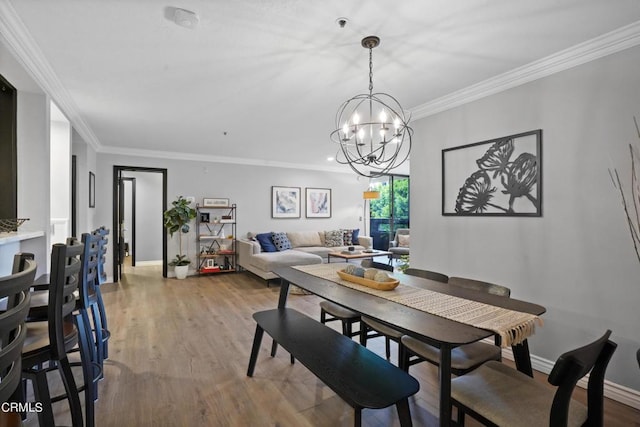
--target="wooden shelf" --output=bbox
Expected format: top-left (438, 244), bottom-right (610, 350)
top-left (199, 252), bottom-right (235, 258)
top-left (199, 268), bottom-right (236, 274)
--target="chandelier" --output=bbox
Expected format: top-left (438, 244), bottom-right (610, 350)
top-left (330, 36), bottom-right (413, 178)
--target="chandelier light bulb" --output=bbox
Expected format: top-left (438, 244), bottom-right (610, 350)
top-left (330, 35), bottom-right (413, 177)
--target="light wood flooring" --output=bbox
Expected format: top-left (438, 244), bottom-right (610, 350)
top-left (23, 264), bottom-right (640, 426)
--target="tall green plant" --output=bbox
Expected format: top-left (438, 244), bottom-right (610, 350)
top-left (163, 196), bottom-right (197, 266)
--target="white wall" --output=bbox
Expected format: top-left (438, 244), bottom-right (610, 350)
top-left (411, 45), bottom-right (640, 391)
top-left (72, 128), bottom-right (97, 236)
top-left (49, 116), bottom-right (70, 244)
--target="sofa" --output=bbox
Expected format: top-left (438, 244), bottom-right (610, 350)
top-left (238, 229), bottom-right (372, 280)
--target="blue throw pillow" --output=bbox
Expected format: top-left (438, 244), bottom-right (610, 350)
top-left (351, 228), bottom-right (360, 245)
top-left (271, 232), bottom-right (292, 251)
top-left (256, 232), bottom-right (277, 252)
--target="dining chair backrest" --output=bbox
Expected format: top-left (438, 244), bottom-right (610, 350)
top-left (448, 276), bottom-right (510, 297)
top-left (547, 330), bottom-right (616, 426)
top-left (404, 268), bottom-right (448, 284)
top-left (0, 254), bottom-right (37, 402)
top-left (93, 227), bottom-right (109, 285)
top-left (48, 241), bottom-right (84, 359)
top-left (361, 259), bottom-right (394, 272)
top-left (76, 233), bottom-right (101, 308)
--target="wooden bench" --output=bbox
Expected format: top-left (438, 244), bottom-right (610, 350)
top-left (247, 308), bottom-right (420, 426)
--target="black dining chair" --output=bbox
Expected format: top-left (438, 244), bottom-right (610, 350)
top-left (0, 254), bottom-right (37, 427)
top-left (404, 268), bottom-right (449, 284)
top-left (92, 226), bottom-right (111, 362)
top-left (357, 261), bottom-right (404, 361)
top-left (319, 259), bottom-right (394, 339)
top-left (451, 330), bottom-right (617, 427)
top-left (21, 241), bottom-right (90, 427)
top-left (400, 277), bottom-right (509, 374)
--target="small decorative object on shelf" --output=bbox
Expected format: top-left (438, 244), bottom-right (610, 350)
top-left (0, 218), bottom-right (29, 233)
top-left (196, 203), bottom-right (237, 274)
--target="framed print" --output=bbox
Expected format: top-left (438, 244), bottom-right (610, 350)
top-left (305, 188), bottom-right (331, 218)
top-left (442, 129), bottom-right (542, 217)
top-left (89, 171), bottom-right (95, 208)
top-left (203, 198), bottom-right (229, 207)
top-left (272, 186), bottom-right (301, 218)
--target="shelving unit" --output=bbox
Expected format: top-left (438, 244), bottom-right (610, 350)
top-left (195, 204), bottom-right (237, 274)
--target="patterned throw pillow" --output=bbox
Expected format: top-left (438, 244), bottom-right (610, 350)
top-left (324, 230), bottom-right (344, 247)
top-left (271, 231), bottom-right (292, 251)
top-left (342, 229), bottom-right (354, 246)
top-left (398, 234), bottom-right (410, 248)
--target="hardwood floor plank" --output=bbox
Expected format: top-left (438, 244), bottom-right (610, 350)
top-left (22, 264), bottom-right (640, 426)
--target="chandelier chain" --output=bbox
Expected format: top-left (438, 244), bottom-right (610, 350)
top-left (368, 47), bottom-right (374, 95)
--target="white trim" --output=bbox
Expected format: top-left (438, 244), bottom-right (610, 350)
top-left (499, 345), bottom-right (640, 411)
top-left (134, 260), bottom-right (163, 267)
top-left (0, 1), bottom-right (102, 151)
top-left (411, 20), bottom-right (640, 119)
top-left (99, 145), bottom-right (353, 174)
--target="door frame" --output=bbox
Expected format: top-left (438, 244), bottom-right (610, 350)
top-left (121, 177), bottom-right (136, 266)
top-left (113, 166), bottom-right (167, 280)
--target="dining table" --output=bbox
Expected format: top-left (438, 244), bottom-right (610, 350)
top-left (272, 265), bottom-right (546, 427)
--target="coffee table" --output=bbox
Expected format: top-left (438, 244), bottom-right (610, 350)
top-left (327, 250), bottom-right (392, 263)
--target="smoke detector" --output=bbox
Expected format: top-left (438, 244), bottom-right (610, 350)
top-left (174, 8), bottom-right (199, 29)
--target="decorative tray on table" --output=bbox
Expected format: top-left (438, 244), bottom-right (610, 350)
top-left (337, 269), bottom-right (400, 291)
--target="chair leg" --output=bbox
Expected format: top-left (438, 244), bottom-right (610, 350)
top-left (359, 324), bottom-right (368, 347)
top-left (58, 357), bottom-right (84, 427)
top-left (385, 337), bottom-right (391, 360)
top-left (354, 407), bottom-right (362, 427)
top-left (30, 370), bottom-right (55, 427)
top-left (320, 309), bottom-right (327, 324)
top-left (396, 398), bottom-right (413, 427)
top-left (247, 324), bottom-right (264, 377)
top-left (343, 320), bottom-right (351, 336)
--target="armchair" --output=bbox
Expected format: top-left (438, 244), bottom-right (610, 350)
top-left (388, 228), bottom-right (410, 263)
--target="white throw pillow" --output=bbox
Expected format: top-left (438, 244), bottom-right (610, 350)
top-left (398, 234), bottom-right (410, 248)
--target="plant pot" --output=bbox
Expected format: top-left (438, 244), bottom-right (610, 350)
top-left (174, 265), bottom-right (189, 279)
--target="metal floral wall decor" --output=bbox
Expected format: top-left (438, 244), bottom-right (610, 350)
top-left (442, 130), bottom-right (542, 216)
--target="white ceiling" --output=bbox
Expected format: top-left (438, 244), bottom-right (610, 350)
top-left (2, 0), bottom-right (640, 172)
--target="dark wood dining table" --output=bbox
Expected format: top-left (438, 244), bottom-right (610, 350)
top-left (272, 266), bottom-right (546, 427)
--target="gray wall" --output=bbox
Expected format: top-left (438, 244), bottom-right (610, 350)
top-left (122, 171), bottom-right (163, 263)
top-left (411, 45), bottom-right (640, 391)
top-left (94, 154), bottom-right (368, 277)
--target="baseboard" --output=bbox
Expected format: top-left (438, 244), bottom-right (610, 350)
top-left (135, 260), bottom-right (163, 266)
top-left (499, 346), bottom-right (640, 410)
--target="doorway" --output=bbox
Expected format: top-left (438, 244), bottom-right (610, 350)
top-left (113, 166), bottom-right (167, 281)
top-left (369, 174), bottom-right (410, 250)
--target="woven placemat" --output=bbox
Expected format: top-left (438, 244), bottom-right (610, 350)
top-left (293, 263), bottom-right (541, 347)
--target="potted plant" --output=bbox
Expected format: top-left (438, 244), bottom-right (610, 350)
top-left (163, 196), bottom-right (196, 279)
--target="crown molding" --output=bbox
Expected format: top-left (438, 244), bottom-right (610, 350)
top-left (0, 1), bottom-right (102, 151)
top-left (411, 20), bottom-right (640, 119)
top-left (99, 144), bottom-right (354, 174)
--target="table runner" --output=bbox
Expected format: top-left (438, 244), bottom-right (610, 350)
top-left (292, 264), bottom-right (542, 347)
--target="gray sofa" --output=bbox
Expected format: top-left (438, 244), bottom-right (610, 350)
top-left (238, 230), bottom-right (372, 280)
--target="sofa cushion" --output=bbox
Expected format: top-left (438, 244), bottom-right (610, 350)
top-left (287, 231), bottom-right (322, 248)
top-left (324, 230), bottom-right (344, 247)
top-left (249, 250), bottom-right (322, 271)
top-left (398, 234), bottom-right (410, 248)
top-left (342, 229), bottom-right (354, 246)
top-left (271, 232), bottom-right (292, 251)
top-left (256, 232), bottom-right (277, 252)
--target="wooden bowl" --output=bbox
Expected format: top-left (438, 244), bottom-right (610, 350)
top-left (337, 270), bottom-right (400, 291)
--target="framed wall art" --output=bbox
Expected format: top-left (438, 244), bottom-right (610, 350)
top-left (202, 198), bottom-right (229, 207)
top-left (272, 186), bottom-right (301, 218)
top-left (305, 188), bottom-right (331, 218)
top-left (442, 129), bottom-right (542, 217)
